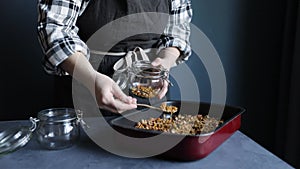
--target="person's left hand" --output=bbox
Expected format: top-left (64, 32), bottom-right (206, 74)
top-left (151, 47), bottom-right (180, 99)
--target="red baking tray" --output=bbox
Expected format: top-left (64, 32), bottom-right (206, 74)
top-left (110, 100), bottom-right (245, 161)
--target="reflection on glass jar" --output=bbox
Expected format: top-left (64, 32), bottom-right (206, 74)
top-left (35, 108), bottom-right (80, 150)
top-left (128, 60), bottom-right (168, 99)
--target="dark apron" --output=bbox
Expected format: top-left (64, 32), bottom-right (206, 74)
top-left (77, 0), bottom-right (170, 76)
top-left (54, 0), bottom-right (170, 114)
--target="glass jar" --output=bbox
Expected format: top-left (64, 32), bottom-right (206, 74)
top-left (35, 108), bottom-right (80, 150)
top-left (0, 108), bottom-right (81, 155)
top-left (128, 60), bottom-right (169, 99)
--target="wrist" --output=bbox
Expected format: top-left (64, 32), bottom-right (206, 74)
top-left (157, 47), bottom-right (180, 69)
top-left (161, 47), bottom-right (180, 57)
top-left (61, 52), bottom-right (98, 92)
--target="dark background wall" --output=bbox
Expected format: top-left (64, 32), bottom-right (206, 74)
top-left (0, 0), bottom-right (55, 120)
top-left (0, 0), bottom-right (294, 167)
top-left (194, 0), bottom-right (285, 156)
top-left (170, 0), bottom-right (287, 160)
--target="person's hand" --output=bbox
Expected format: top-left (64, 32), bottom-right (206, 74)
top-left (61, 52), bottom-right (137, 114)
top-left (94, 73), bottom-right (137, 113)
top-left (151, 47), bottom-right (180, 99)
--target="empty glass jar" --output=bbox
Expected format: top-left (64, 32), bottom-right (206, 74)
top-left (0, 108), bottom-right (81, 155)
top-left (34, 108), bottom-right (80, 150)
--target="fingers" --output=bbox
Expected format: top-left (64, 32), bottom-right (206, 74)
top-left (112, 85), bottom-right (137, 113)
top-left (94, 74), bottom-right (137, 113)
top-left (157, 80), bottom-right (169, 99)
top-left (97, 84), bottom-right (137, 114)
top-left (112, 98), bottom-right (137, 113)
top-left (112, 83), bottom-right (137, 104)
top-left (152, 58), bottom-right (170, 99)
top-left (100, 98), bottom-right (137, 114)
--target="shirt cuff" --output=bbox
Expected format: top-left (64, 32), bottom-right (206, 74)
top-left (43, 38), bottom-right (89, 76)
top-left (158, 37), bottom-right (192, 65)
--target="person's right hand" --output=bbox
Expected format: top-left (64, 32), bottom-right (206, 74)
top-left (94, 73), bottom-right (137, 113)
top-left (61, 52), bottom-right (137, 114)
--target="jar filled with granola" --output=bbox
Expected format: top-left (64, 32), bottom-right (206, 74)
top-left (128, 60), bottom-right (169, 100)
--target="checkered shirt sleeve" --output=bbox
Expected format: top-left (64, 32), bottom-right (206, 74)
top-left (37, 0), bottom-right (192, 75)
top-left (158, 0), bottom-right (193, 64)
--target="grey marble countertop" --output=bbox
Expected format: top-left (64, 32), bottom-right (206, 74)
top-left (0, 120), bottom-right (294, 169)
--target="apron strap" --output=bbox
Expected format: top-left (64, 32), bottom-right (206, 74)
top-left (112, 47), bottom-right (151, 71)
top-left (133, 47), bottom-right (150, 61)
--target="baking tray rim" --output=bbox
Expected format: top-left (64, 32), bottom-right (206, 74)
top-left (110, 100), bottom-right (245, 137)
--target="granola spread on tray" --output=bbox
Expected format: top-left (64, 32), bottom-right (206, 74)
top-left (135, 114), bottom-right (223, 135)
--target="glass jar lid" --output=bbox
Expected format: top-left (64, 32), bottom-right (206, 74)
top-left (0, 125), bottom-right (33, 155)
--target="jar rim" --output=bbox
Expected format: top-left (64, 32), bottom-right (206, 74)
top-left (131, 60), bottom-right (168, 79)
top-left (37, 108), bottom-right (77, 122)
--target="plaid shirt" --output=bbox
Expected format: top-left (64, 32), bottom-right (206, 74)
top-left (37, 0), bottom-right (192, 75)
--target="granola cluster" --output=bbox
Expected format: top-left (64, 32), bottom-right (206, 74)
top-left (135, 114), bottom-right (223, 135)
